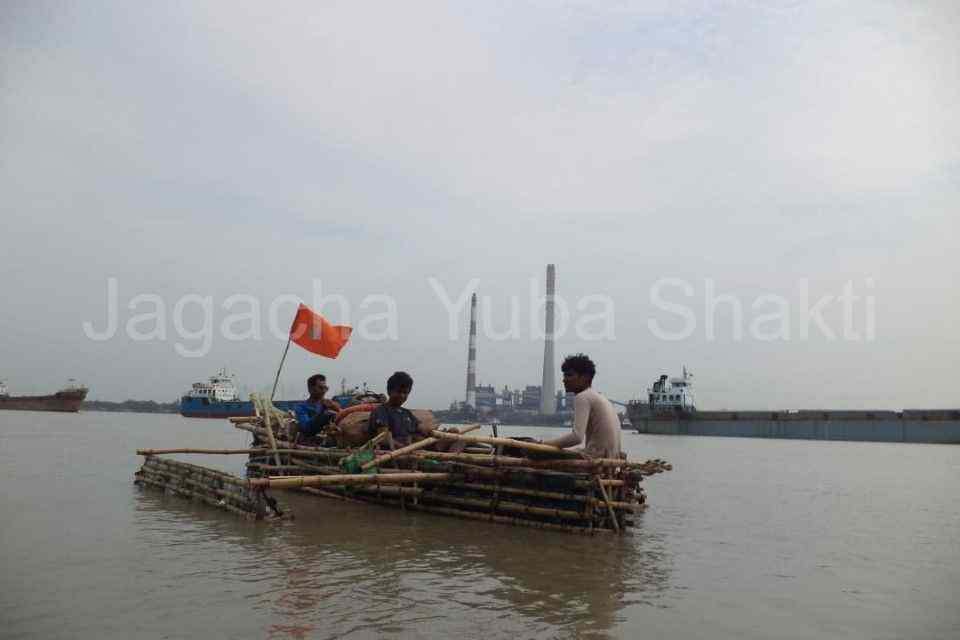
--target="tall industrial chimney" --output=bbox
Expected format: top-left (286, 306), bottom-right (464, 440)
top-left (540, 264), bottom-right (556, 415)
top-left (465, 292), bottom-right (478, 408)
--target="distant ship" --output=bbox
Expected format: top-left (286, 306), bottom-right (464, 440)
top-left (627, 368), bottom-right (960, 444)
top-left (179, 370), bottom-right (377, 418)
top-left (179, 369), bottom-right (299, 418)
top-left (0, 379), bottom-right (89, 412)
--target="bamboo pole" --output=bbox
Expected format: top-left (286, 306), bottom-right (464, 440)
top-left (360, 437), bottom-right (437, 471)
top-left (429, 431), bottom-right (583, 457)
top-left (353, 485), bottom-right (423, 498)
top-left (269, 336), bottom-right (292, 401)
top-left (138, 448), bottom-right (268, 455)
top-left (421, 492), bottom-right (585, 521)
top-left (409, 450), bottom-right (626, 469)
top-left (248, 472), bottom-right (455, 489)
top-left (595, 476), bottom-right (620, 534)
top-left (246, 463), bottom-right (312, 473)
top-left (258, 459), bottom-right (329, 476)
top-left (249, 462), bottom-right (418, 476)
top-left (448, 424), bottom-right (482, 435)
top-left (137, 448), bottom-right (350, 458)
top-left (364, 431), bottom-right (390, 451)
top-left (401, 454), bottom-right (597, 483)
top-left (260, 401), bottom-right (283, 468)
top-left (299, 486), bottom-right (366, 503)
top-left (446, 481), bottom-right (636, 510)
top-left (594, 479), bottom-right (625, 488)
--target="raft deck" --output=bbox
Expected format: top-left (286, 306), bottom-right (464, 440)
top-left (134, 415), bottom-right (671, 534)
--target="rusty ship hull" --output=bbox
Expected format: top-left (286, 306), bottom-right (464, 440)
top-left (0, 388), bottom-right (88, 413)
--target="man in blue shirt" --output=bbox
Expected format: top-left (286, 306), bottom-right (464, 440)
top-left (294, 374), bottom-right (341, 441)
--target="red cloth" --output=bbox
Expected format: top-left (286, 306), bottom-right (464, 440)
top-left (289, 304), bottom-right (352, 358)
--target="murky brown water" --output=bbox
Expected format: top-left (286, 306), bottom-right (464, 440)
top-left (1, 411), bottom-right (958, 639)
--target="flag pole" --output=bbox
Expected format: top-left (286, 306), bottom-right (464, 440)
top-left (270, 336), bottom-right (292, 401)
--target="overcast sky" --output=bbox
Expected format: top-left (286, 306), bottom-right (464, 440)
top-left (2, 1), bottom-right (957, 410)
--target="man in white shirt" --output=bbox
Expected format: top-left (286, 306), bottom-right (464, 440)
top-left (542, 353), bottom-right (622, 458)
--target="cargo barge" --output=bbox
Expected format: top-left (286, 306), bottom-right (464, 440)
top-left (627, 369), bottom-right (960, 444)
top-left (0, 380), bottom-right (88, 413)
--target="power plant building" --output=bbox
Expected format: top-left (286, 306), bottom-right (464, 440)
top-left (522, 385), bottom-right (542, 411)
top-left (475, 385), bottom-right (496, 413)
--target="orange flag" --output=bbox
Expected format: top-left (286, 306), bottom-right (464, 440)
top-left (289, 304), bottom-right (352, 358)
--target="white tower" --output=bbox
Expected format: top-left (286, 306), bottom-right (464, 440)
top-left (465, 293), bottom-right (478, 408)
top-left (540, 264), bottom-right (557, 415)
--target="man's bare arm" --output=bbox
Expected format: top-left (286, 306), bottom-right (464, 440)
top-left (542, 430), bottom-right (582, 449)
top-left (542, 393), bottom-right (588, 449)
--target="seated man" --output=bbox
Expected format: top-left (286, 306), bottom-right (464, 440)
top-left (368, 371), bottom-right (420, 449)
top-left (541, 354), bottom-right (622, 458)
top-left (293, 374), bottom-right (341, 442)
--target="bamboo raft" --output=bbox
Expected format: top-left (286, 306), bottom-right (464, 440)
top-left (134, 397), bottom-right (671, 534)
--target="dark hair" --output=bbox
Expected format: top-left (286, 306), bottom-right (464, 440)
top-left (307, 374), bottom-right (326, 389)
top-left (386, 371), bottom-right (413, 392)
top-left (561, 354), bottom-right (596, 379)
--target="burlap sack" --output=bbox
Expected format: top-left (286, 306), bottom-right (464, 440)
top-left (329, 410), bottom-right (372, 447)
top-left (331, 408), bottom-right (436, 447)
top-left (412, 409), bottom-right (436, 436)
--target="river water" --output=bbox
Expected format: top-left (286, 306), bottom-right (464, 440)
top-left (1, 411), bottom-right (958, 639)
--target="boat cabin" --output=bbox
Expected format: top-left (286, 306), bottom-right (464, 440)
top-left (185, 369), bottom-right (240, 403)
top-left (647, 367), bottom-right (696, 412)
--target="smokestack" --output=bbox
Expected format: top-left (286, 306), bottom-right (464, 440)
top-left (540, 264), bottom-right (556, 415)
top-left (465, 292), bottom-right (477, 408)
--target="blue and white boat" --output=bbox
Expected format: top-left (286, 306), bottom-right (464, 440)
top-left (179, 369), bottom-right (299, 418)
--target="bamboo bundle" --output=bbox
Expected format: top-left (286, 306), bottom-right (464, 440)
top-left (241, 457), bottom-right (633, 531)
top-left (445, 481), bottom-right (637, 510)
top-left (135, 414), bottom-right (670, 532)
top-left (242, 449), bottom-right (635, 501)
top-left (419, 492), bottom-right (586, 521)
top-left (135, 456), bottom-right (289, 520)
top-left (406, 450), bottom-right (627, 469)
